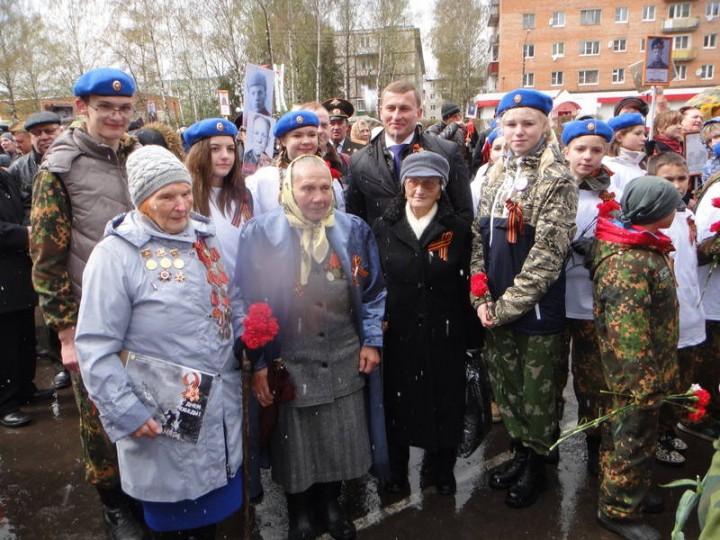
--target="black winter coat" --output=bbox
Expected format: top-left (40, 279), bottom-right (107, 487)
top-left (373, 197), bottom-right (472, 450)
top-left (0, 169), bottom-right (36, 313)
top-left (346, 127), bottom-right (473, 227)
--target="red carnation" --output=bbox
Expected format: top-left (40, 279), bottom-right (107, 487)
top-left (241, 303), bottom-right (279, 350)
top-left (712, 197), bottom-right (720, 208)
top-left (711, 221), bottom-right (720, 233)
top-left (597, 199), bottom-right (621, 219)
top-left (470, 272), bottom-right (489, 297)
top-left (687, 406), bottom-right (707, 423)
top-left (694, 387), bottom-right (711, 408)
top-left (324, 160), bottom-right (342, 180)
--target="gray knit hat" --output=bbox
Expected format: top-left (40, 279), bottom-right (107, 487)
top-left (126, 145), bottom-right (192, 208)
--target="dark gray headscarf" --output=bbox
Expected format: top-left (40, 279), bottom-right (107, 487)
top-left (619, 175), bottom-right (685, 226)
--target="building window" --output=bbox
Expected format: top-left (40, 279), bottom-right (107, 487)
top-left (490, 44), bottom-right (499, 61)
top-left (430, 104), bottom-right (436, 111)
top-left (551, 11), bottom-right (565, 27)
top-left (523, 44), bottom-right (535, 58)
top-left (578, 70), bottom-right (599, 85)
top-left (430, 93), bottom-right (435, 100)
top-left (699, 64), bottom-right (715, 80)
top-left (674, 35), bottom-right (690, 49)
top-left (675, 65), bottom-right (687, 80)
top-left (613, 38), bottom-right (627, 52)
top-left (642, 5), bottom-right (655, 21)
top-left (523, 13), bottom-right (535, 29)
top-left (580, 9), bottom-right (601, 25)
top-left (615, 7), bottom-right (629, 23)
top-left (612, 68), bottom-right (625, 83)
top-left (580, 41), bottom-right (600, 56)
top-left (360, 37), bottom-right (370, 48)
top-left (640, 37), bottom-right (646, 52)
top-left (707, 3), bottom-right (720, 18)
top-left (523, 73), bottom-right (535, 87)
top-left (705, 34), bottom-right (718, 49)
top-left (669, 3), bottom-right (691, 19)
top-left (551, 71), bottom-right (564, 86)
top-left (552, 42), bottom-right (565, 57)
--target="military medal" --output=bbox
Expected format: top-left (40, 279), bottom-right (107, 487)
top-left (324, 252), bottom-right (343, 282)
top-left (173, 259), bottom-right (185, 269)
top-left (145, 259), bottom-right (158, 270)
top-left (326, 271), bottom-right (335, 281)
top-left (156, 247), bottom-right (166, 257)
top-left (160, 258), bottom-right (172, 269)
top-left (175, 272), bottom-right (186, 283)
top-left (141, 249), bottom-right (152, 258)
top-left (159, 269), bottom-right (171, 281)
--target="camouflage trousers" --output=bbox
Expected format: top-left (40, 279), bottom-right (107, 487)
top-left (599, 401), bottom-right (660, 520)
top-left (70, 371), bottom-right (120, 490)
top-left (561, 319), bottom-right (608, 438)
top-left (485, 327), bottom-right (560, 455)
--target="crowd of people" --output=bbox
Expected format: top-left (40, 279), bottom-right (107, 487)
top-left (1, 65), bottom-right (720, 540)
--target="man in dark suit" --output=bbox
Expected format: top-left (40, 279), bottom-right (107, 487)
top-left (323, 97), bottom-right (364, 156)
top-left (345, 81), bottom-right (472, 226)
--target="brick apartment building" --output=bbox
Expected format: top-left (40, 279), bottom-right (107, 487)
top-left (475, 0), bottom-right (719, 121)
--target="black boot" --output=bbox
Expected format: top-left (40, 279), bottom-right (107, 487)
top-left (505, 448), bottom-right (546, 508)
top-left (286, 489), bottom-right (316, 540)
top-left (586, 434), bottom-right (601, 477)
top-left (315, 482), bottom-right (355, 540)
top-left (434, 448), bottom-right (457, 496)
top-left (489, 442), bottom-right (527, 490)
top-left (98, 488), bottom-right (145, 540)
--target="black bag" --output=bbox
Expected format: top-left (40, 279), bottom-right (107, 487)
top-left (457, 350), bottom-right (493, 458)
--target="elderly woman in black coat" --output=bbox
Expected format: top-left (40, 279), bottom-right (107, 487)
top-left (373, 151), bottom-right (472, 495)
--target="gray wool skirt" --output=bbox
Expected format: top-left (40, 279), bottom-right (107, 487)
top-left (271, 389), bottom-right (371, 494)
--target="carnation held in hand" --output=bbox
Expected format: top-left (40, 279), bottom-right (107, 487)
top-left (241, 303), bottom-right (280, 349)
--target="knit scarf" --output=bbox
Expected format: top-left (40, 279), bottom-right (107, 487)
top-left (281, 155), bottom-right (336, 286)
top-left (653, 134), bottom-right (683, 154)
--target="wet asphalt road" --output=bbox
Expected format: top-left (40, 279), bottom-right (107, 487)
top-left (0, 357), bottom-right (713, 540)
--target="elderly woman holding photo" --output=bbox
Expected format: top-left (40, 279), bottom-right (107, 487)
top-left (237, 154), bottom-right (386, 540)
top-left (75, 146), bottom-right (243, 540)
top-left (373, 152), bottom-right (472, 495)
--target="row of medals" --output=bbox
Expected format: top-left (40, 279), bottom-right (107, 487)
top-left (142, 247), bottom-right (188, 282)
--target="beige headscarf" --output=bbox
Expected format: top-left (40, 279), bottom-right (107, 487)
top-left (281, 154), bottom-right (336, 285)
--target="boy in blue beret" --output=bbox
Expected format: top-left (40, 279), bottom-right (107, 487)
top-left (30, 67), bottom-right (146, 539)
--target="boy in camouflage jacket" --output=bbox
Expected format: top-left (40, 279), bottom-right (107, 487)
top-left (587, 175), bottom-right (683, 540)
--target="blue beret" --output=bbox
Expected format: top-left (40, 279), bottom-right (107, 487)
top-left (714, 141), bottom-right (720, 159)
top-left (73, 68), bottom-right (136, 97)
top-left (487, 127), bottom-right (503, 146)
top-left (497, 89), bottom-right (553, 116)
top-left (274, 111), bottom-right (319, 139)
top-left (607, 113), bottom-right (646, 132)
top-left (489, 118), bottom-right (497, 129)
top-left (703, 116), bottom-right (720, 129)
top-left (561, 119), bottom-right (613, 146)
top-left (183, 118), bottom-right (238, 148)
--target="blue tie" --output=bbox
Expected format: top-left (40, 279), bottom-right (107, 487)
top-left (389, 144), bottom-right (408, 180)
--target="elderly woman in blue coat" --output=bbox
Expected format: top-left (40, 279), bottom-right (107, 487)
top-left (75, 145), bottom-right (243, 540)
top-left (237, 154), bottom-right (386, 540)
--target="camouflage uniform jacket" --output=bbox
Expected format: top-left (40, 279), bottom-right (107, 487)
top-left (470, 141), bottom-right (578, 332)
top-left (587, 218), bottom-right (679, 406)
top-left (30, 125), bottom-right (137, 331)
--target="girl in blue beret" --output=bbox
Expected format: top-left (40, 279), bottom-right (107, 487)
top-left (470, 128), bottom-right (505, 216)
top-left (470, 89), bottom-right (578, 509)
top-left (185, 118), bottom-right (252, 283)
top-left (603, 113), bottom-right (648, 192)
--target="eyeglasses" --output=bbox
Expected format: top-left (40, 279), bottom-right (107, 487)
top-left (29, 126), bottom-right (59, 137)
top-left (87, 103), bottom-right (135, 118)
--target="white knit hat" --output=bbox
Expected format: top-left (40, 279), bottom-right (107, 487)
top-left (126, 145), bottom-right (192, 208)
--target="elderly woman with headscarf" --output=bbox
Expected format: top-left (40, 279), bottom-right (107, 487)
top-left (372, 151), bottom-right (472, 495)
top-left (75, 145), bottom-right (243, 540)
top-left (236, 154), bottom-right (386, 540)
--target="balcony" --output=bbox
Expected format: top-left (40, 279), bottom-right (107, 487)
top-left (662, 17), bottom-right (700, 32)
top-left (487, 61), bottom-right (499, 75)
top-left (672, 47), bottom-right (698, 62)
top-left (488, 0), bottom-right (499, 26)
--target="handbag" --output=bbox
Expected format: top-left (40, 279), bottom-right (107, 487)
top-left (457, 349), bottom-right (493, 458)
top-left (259, 358), bottom-right (295, 447)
